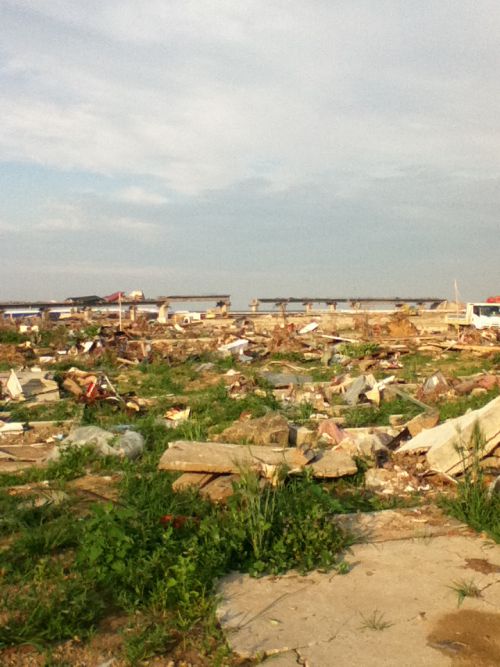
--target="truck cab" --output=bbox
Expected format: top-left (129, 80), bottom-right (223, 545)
top-left (446, 302), bottom-right (500, 329)
top-left (468, 303), bottom-right (500, 329)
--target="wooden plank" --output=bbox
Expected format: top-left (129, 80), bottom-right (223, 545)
top-left (0, 443), bottom-right (55, 462)
top-left (158, 440), bottom-right (315, 475)
top-left (392, 387), bottom-right (432, 412)
top-left (172, 472), bottom-right (216, 492)
top-left (438, 343), bottom-right (500, 354)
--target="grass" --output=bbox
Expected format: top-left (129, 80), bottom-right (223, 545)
top-left (2, 348), bottom-right (498, 663)
top-left (123, 618), bottom-right (176, 664)
top-left (337, 342), bottom-right (380, 359)
top-left (440, 424), bottom-right (500, 543)
top-left (0, 436), bottom-right (356, 663)
top-left (437, 387), bottom-right (500, 421)
top-left (448, 579), bottom-right (482, 607)
top-left (0, 330), bottom-right (29, 344)
top-left (343, 397), bottom-right (422, 427)
top-left (359, 610), bottom-right (392, 631)
top-left (6, 400), bottom-right (81, 423)
top-left (399, 353), bottom-right (433, 382)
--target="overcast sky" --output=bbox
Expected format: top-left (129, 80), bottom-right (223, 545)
top-left (1, 1), bottom-right (499, 306)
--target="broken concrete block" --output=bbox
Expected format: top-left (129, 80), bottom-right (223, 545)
top-left (397, 396), bottom-right (500, 476)
top-left (259, 372), bottom-right (313, 388)
top-left (159, 441), bottom-right (315, 475)
top-left (340, 433), bottom-right (389, 461)
top-left (344, 374), bottom-right (377, 406)
top-left (488, 475), bottom-right (500, 497)
top-left (421, 371), bottom-right (448, 397)
top-left (317, 420), bottom-right (347, 444)
top-left (200, 474), bottom-right (240, 503)
top-left (172, 472), bottom-right (216, 492)
top-left (406, 411), bottom-right (440, 437)
top-left (216, 412), bottom-right (290, 447)
top-left (218, 338), bottom-right (249, 358)
top-left (288, 424), bottom-right (314, 447)
top-left (344, 375), bottom-right (369, 406)
top-left (364, 468), bottom-right (398, 492)
top-left (308, 449), bottom-right (357, 478)
top-left (6, 370), bottom-right (23, 400)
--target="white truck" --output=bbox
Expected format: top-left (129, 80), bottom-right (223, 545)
top-left (446, 303), bottom-right (500, 330)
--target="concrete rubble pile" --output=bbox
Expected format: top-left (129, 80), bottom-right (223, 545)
top-left (396, 395), bottom-right (500, 477)
top-left (1, 305), bottom-right (500, 498)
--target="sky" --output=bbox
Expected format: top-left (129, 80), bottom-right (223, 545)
top-left (1, 0), bottom-right (500, 307)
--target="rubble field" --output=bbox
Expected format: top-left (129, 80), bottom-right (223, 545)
top-left (0, 310), bottom-right (499, 666)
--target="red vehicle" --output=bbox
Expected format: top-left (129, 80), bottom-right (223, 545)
top-left (486, 296), bottom-right (500, 303)
top-left (104, 291), bottom-right (126, 303)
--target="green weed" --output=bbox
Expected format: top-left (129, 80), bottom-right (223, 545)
top-left (441, 425), bottom-right (500, 542)
top-left (438, 388), bottom-right (500, 421)
top-left (359, 610), bottom-right (392, 631)
top-left (0, 330), bottom-right (29, 344)
top-left (229, 471), bottom-right (349, 575)
top-left (337, 342), bottom-right (380, 359)
top-left (6, 400), bottom-right (80, 423)
top-left (343, 397), bottom-right (421, 428)
top-left (130, 362), bottom-right (182, 397)
top-left (400, 353), bottom-right (433, 382)
top-left (123, 617), bottom-right (175, 664)
top-left (0, 562), bottom-right (104, 647)
top-left (292, 401), bottom-right (315, 423)
top-left (449, 579), bottom-right (482, 607)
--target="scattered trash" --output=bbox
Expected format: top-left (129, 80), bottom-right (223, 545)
top-left (49, 426), bottom-right (144, 460)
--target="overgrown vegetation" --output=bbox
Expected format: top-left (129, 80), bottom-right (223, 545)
top-left (0, 329), bottom-right (29, 344)
top-left (437, 387), bottom-right (500, 421)
top-left (337, 342), bottom-right (380, 359)
top-left (343, 396), bottom-right (422, 427)
top-left (0, 406), bottom-right (364, 664)
top-left (2, 329), bottom-right (500, 663)
top-left (441, 425), bottom-right (500, 543)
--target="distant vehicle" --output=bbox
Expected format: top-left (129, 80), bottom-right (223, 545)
top-left (128, 290), bottom-right (145, 301)
top-left (446, 303), bottom-right (500, 330)
top-left (486, 296), bottom-right (500, 303)
top-left (65, 295), bottom-right (104, 305)
top-left (104, 292), bottom-right (126, 303)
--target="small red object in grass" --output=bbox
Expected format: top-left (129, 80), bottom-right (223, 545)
top-left (160, 514), bottom-right (199, 529)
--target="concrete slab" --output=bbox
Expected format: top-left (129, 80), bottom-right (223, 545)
top-left (334, 505), bottom-right (472, 543)
top-left (217, 534), bottom-right (500, 666)
top-left (260, 651), bottom-right (301, 666)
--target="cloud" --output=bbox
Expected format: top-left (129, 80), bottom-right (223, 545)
top-left (1, 1), bottom-right (500, 194)
top-left (114, 186), bottom-right (168, 206)
top-left (1, 1), bottom-right (500, 302)
top-left (0, 220), bottom-right (20, 233)
top-left (34, 202), bottom-right (86, 231)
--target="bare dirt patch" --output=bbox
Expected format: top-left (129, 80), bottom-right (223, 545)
top-left (428, 610), bottom-right (500, 666)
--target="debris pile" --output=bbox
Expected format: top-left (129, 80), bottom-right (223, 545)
top-left (1, 306), bottom-right (500, 495)
top-left (396, 396), bottom-right (500, 477)
top-left (159, 439), bottom-right (357, 502)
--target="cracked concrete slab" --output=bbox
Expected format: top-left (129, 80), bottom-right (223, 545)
top-left (217, 534), bottom-right (500, 666)
top-left (259, 651), bottom-right (301, 666)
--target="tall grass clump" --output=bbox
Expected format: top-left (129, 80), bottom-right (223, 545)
top-left (441, 424), bottom-right (500, 542)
